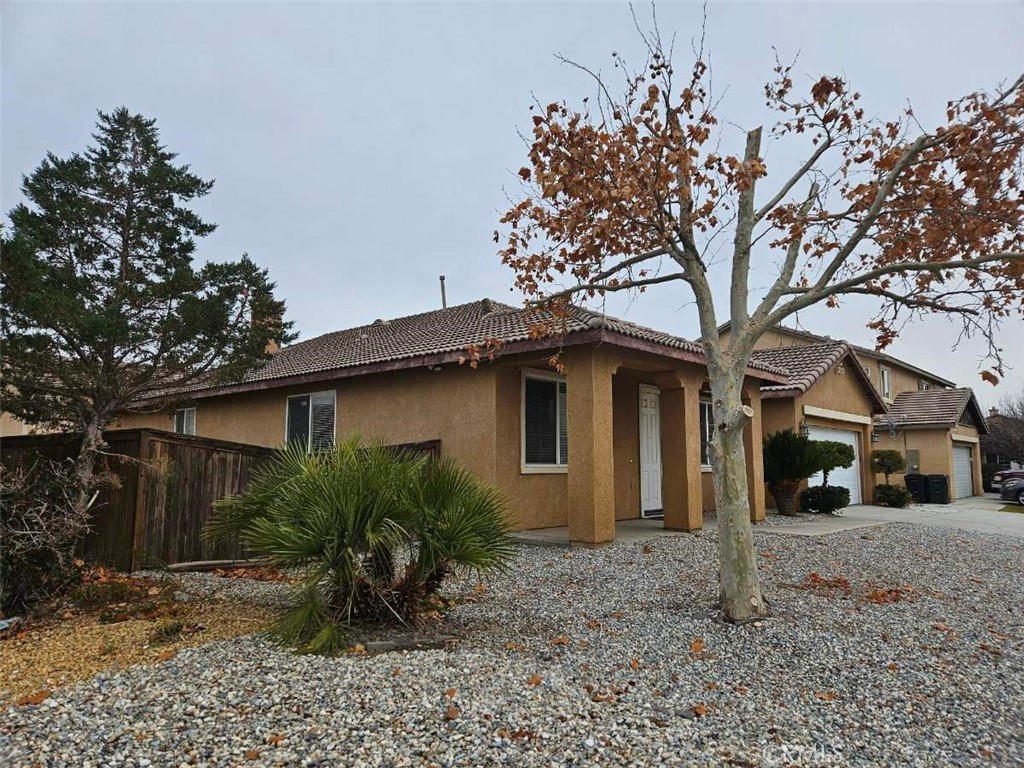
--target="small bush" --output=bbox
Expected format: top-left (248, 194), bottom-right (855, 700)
top-left (800, 485), bottom-right (851, 514)
top-left (150, 619), bottom-right (185, 644)
top-left (1, 461), bottom-right (92, 615)
top-left (874, 484), bottom-right (912, 508)
top-left (871, 450), bottom-right (907, 484)
top-left (763, 429), bottom-right (822, 516)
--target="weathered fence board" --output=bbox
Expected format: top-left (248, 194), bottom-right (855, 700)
top-left (1, 429), bottom-right (274, 570)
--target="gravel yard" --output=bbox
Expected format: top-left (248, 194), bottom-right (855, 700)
top-left (3, 522), bottom-right (1022, 767)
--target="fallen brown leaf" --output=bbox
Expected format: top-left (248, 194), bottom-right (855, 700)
top-left (549, 635), bottom-right (569, 646)
top-left (527, 674), bottom-right (543, 687)
top-left (629, 658), bottom-right (641, 671)
top-left (16, 689), bottom-right (50, 706)
top-left (267, 733), bottom-right (285, 746)
top-left (155, 649), bottom-right (176, 663)
top-left (691, 703), bottom-right (707, 717)
top-left (815, 691), bottom-right (838, 702)
top-left (245, 749), bottom-right (260, 760)
top-left (690, 637), bottom-right (705, 655)
top-left (444, 705), bottom-right (460, 720)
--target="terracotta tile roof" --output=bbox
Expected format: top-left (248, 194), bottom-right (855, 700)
top-left (173, 299), bottom-right (787, 398)
top-left (717, 321), bottom-right (956, 387)
top-left (876, 388), bottom-right (988, 432)
top-left (751, 341), bottom-right (887, 412)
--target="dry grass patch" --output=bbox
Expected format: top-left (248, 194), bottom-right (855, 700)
top-left (1, 583), bottom-right (275, 704)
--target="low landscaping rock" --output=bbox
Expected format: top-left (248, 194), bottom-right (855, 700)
top-left (3, 523), bottom-right (1022, 766)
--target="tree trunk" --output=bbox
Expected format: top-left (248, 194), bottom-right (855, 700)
top-left (709, 372), bottom-right (768, 622)
top-left (73, 415), bottom-right (105, 518)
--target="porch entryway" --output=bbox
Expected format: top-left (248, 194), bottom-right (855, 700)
top-left (638, 384), bottom-right (663, 516)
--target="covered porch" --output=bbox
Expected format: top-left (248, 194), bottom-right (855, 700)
top-left (505, 343), bottom-right (768, 546)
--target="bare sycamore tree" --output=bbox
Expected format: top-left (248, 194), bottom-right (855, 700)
top-left (497, 17), bottom-right (1024, 621)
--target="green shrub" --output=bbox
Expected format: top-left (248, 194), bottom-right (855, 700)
top-left (874, 484), bottom-right (912, 508)
top-left (763, 429), bottom-right (822, 516)
top-left (800, 485), bottom-right (851, 514)
top-left (150, 619), bottom-right (185, 644)
top-left (870, 450), bottom-right (907, 485)
top-left (811, 441), bottom-right (856, 487)
top-left (206, 438), bottom-right (514, 654)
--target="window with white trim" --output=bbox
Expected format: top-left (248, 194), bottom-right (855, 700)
top-left (918, 379), bottom-right (930, 392)
top-left (523, 374), bottom-right (568, 467)
top-left (174, 407), bottom-right (196, 436)
top-left (699, 400), bottom-right (714, 468)
top-left (286, 391), bottom-right (336, 451)
top-left (880, 366), bottom-right (893, 400)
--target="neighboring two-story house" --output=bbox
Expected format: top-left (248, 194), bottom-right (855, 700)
top-left (719, 323), bottom-right (987, 502)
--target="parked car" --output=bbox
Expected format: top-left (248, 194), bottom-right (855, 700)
top-left (999, 476), bottom-right (1024, 505)
top-left (991, 468), bottom-right (1024, 491)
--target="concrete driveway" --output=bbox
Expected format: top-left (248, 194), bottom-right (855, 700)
top-left (838, 493), bottom-right (1024, 538)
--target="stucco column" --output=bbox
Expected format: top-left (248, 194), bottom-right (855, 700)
top-left (659, 376), bottom-right (703, 531)
top-left (565, 347), bottom-right (617, 546)
top-left (743, 383), bottom-right (766, 522)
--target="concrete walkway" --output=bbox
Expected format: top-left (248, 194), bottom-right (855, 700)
top-left (512, 495), bottom-right (1024, 546)
top-left (836, 494), bottom-right (1024, 538)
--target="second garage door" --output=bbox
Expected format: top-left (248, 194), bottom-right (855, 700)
top-left (953, 445), bottom-right (974, 499)
top-left (807, 426), bottom-right (862, 505)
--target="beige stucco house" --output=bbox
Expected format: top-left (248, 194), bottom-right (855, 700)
top-left (720, 323), bottom-right (987, 502)
top-left (103, 300), bottom-right (788, 545)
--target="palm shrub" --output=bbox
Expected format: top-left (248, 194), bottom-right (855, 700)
top-left (206, 438), bottom-right (514, 654)
top-left (762, 429), bottom-right (822, 516)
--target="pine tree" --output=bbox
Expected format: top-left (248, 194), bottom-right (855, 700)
top-left (2, 108), bottom-right (295, 513)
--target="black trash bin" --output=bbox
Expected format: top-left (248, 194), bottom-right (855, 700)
top-left (926, 474), bottom-right (950, 505)
top-left (904, 473), bottom-right (928, 503)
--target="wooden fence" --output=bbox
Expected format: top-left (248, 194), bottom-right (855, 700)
top-left (1, 429), bottom-right (275, 571)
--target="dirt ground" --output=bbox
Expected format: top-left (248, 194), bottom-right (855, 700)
top-left (1, 573), bottom-right (277, 705)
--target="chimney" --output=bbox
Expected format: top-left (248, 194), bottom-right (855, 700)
top-left (990, 407), bottom-right (999, 418)
top-left (439, 275), bottom-right (447, 308)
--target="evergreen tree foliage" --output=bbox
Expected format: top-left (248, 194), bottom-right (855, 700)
top-left (2, 108), bottom-right (295, 510)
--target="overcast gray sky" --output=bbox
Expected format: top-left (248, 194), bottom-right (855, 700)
top-left (4, 1), bottom-right (1023, 407)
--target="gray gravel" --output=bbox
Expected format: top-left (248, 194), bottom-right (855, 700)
top-left (3, 522), bottom-right (1023, 767)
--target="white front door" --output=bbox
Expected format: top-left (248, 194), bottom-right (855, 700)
top-left (639, 385), bottom-right (663, 515)
top-left (953, 445), bottom-right (974, 499)
top-left (807, 426), bottom-right (862, 505)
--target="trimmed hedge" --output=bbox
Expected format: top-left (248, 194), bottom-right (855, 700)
top-left (800, 485), bottom-right (851, 515)
top-left (874, 484), bottom-right (912, 508)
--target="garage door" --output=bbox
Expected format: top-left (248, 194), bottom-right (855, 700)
top-left (807, 426), bottom-right (862, 505)
top-left (953, 445), bottom-right (974, 499)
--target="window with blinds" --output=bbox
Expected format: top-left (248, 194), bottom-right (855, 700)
top-left (286, 391), bottom-right (335, 451)
top-left (174, 407), bottom-right (196, 436)
top-left (524, 376), bottom-right (567, 466)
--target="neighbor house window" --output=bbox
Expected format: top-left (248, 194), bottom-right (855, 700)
top-left (174, 407), bottom-right (196, 436)
top-left (700, 400), bottom-right (714, 468)
top-left (880, 366), bottom-right (893, 400)
top-left (918, 380), bottom-right (930, 392)
top-left (286, 391), bottom-right (336, 451)
top-left (522, 373), bottom-right (568, 468)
